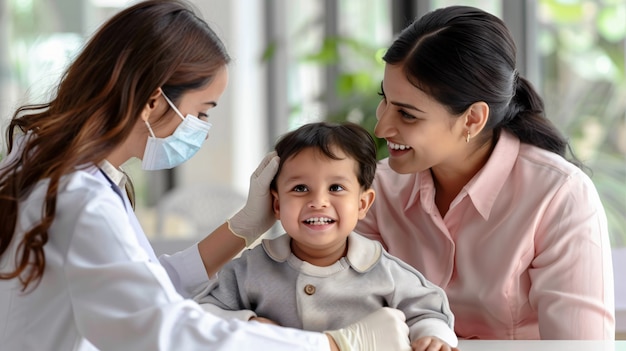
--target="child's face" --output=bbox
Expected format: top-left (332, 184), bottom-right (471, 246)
top-left (271, 146), bottom-right (375, 265)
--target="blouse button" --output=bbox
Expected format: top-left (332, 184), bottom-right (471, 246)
top-left (304, 284), bottom-right (316, 295)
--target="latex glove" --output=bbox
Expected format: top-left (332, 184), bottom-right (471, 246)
top-left (227, 151), bottom-right (279, 246)
top-left (325, 307), bottom-right (411, 351)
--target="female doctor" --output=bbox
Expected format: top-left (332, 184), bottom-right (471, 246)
top-left (0, 1), bottom-right (410, 350)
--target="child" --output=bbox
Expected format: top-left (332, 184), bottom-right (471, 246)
top-left (196, 122), bottom-right (458, 351)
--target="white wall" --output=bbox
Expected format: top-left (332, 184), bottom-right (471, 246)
top-left (179, 0), bottom-right (270, 197)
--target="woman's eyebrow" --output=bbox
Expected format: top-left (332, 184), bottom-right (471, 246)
top-left (390, 100), bottom-right (424, 113)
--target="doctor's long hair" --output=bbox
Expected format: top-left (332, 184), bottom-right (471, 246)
top-left (0, 0), bottom-right (230, 291)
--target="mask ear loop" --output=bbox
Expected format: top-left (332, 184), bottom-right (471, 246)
top-left (144, 120), bottom-right (156, 138)
top-left (161, 93), bottom-right (186, 121)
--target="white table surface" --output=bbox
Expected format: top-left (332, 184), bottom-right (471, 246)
top-left (457, 340), bottom-right (626, 351)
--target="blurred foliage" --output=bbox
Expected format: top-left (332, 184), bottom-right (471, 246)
top-left (320, 37), bottom-right (390, 159)
top-left (539, 0), bottom-right (626, 246)
top-left (261, 6), bottom-right (390, 156)
top-left (268, 34), bottom-right (389, 158)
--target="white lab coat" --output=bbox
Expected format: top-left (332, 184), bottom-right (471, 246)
top-left (0, 136), bottom-right (329, 351)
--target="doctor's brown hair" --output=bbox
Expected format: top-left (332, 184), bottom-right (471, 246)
top-left (0, 0), bottom-right (230, 291)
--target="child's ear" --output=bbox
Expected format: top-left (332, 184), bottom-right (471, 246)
top-left (271, 189), bottom-right (280, 219)
top-left (357, 188), bottom-right (375, 219)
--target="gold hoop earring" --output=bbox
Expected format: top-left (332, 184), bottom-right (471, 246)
top-left (466, 131), bottom-right (471, 143)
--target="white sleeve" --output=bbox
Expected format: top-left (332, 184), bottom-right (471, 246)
top-left (65, 190), bottom-right (330, 351)
top-left (409, 319), bottom-right (458, 347)
top-left (199, 303), bottom-right (258, 321)
top-left (159, 244), bottom-right (211, 298)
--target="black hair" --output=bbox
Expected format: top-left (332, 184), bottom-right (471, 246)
top-left (384, 5), bottom-right (582, 167)
top-left (271, 121), bottom-right (377, 190)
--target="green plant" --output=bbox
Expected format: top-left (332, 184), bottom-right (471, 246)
top-left (270, 35), bottom-right (390, 159)
top-left (319, 38), bottom-right (389, 159)
top-left (539, 0), bottom-right (626, 246)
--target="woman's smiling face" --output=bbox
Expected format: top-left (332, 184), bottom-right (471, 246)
top-left (374, 64), bottom-right (468, 174)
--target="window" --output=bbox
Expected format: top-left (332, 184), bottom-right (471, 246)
top-left (273, 0), bottom-right (626, 247)
top-left (2, 0), bottom-right (624, 247)
top-left (538, 0), bottom-right (626, 247)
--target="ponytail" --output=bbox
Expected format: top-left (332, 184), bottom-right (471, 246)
top-left (501, 76), bottom-right (583, 169)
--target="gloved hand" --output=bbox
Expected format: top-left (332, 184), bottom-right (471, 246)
top-left (227, 151), bottom-right (279, 247)
top-left (325, 307), bottom-right (411, 351)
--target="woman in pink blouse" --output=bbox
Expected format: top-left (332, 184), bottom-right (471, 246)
top-left (355, 5), bottom-right (615, 340)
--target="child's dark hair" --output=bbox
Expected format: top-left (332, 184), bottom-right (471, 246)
top-left (271, 121), bottom-right (377, 190)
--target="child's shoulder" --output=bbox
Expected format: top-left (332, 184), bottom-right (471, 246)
top-left (223, 236), bottom-right (284, 269)
top-left (345, 232), bottom-right (384, 272)
top-left (352, 233), bottom-right (434, 284)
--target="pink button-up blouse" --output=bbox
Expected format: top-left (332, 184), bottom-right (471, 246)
top-left (355, 131), bottom-right (615, 339)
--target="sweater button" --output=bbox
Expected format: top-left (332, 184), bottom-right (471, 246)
top-left (304, 284), bottom-right (316, 295)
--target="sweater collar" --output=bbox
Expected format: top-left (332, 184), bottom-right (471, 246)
top-left (262, 232), bottom-right (382, 273)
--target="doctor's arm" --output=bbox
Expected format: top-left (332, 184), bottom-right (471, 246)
top-left (197, 151), bottom-right (279, 277)
top-left (197, 223), bottom-right (246, 277)
top-left (159, 152), bottom-right (278, 297)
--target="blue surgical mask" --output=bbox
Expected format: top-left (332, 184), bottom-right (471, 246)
top-left (141, 93), bottom-right (212, 170)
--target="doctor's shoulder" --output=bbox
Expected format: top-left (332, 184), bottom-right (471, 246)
top-left (15, 167), bottom-right (127, 239)
top-left (46, 167), bottom-right (127, 215)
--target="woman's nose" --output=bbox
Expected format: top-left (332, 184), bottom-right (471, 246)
top-left (374, 101), bottom-right (393, 139)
